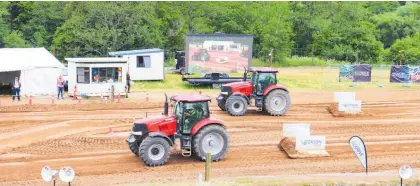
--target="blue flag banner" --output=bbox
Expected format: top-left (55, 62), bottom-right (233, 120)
top-left (409, 66), bottom-right (420, 83)
top-left (353, 64), bottom-right (372, 82)
top-left (339, 65), bottom-right (354, 82)
top-left (390, 65), bottom-right (409, 83)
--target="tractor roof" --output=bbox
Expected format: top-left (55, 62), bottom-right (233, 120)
top-left (249, 67), bottom-right (279, 73)
top-left (170, 94), bottom-right (211, 102)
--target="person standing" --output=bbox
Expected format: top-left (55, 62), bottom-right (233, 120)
top-left (11, 77), bottom-right (21, 102)
top-left (57, 75), bottom-right (65, 100)
top-left (126, 72), bottom-right (131, 93)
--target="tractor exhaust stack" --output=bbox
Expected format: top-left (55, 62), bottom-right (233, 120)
top-left (163, 93), bottom-right (169, 115)
top-left (243, 66), bottom-right (247, 81)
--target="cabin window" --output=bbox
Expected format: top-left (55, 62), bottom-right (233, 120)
top-left (91, 67), bottom-right (122, 83)
top-left (77, 67), bottom-right (90, 84)
top-left (137, 56), bottom-right (151, 68)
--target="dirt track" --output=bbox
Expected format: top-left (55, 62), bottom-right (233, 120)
top-left (1, 90), bottom-right (420, 186)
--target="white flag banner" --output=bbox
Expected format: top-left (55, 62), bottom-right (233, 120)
top-left (349, 136), bottom-right (368, 174)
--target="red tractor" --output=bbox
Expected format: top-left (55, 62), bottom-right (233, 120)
top-left (126, 94), bottom-right (229, 166)
top-left (216, 67), bottom-right (291, 116)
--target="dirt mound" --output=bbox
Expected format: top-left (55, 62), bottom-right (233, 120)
top-left (0, 102), bottom-right (162, 113)
top-left (279, 137), bottom-right (330, 159)
top-left (327, 103), bottom-right (372, 117)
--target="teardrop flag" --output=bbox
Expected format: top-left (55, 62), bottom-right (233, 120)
top-left (349, 136), bottom-right (368, 174)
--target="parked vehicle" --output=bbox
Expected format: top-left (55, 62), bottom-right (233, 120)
top-left (182, 72), bottom-right (249, 89)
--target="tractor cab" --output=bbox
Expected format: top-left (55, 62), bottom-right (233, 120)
top-left (127, 94), bottom-right (229, 166)
top-left (249, 68), bottom-right (278, 96)
top-left (171, 95), bottom-right (211, 142)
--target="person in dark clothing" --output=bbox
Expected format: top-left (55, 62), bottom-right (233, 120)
top-left (126, 72), bottom-right (131, 93)
top-left (11, 77), bottom-right (21, 102)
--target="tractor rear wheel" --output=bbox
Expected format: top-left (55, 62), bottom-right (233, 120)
top-left (225, 96), bottom-right (247, 116)
top-left (263, 89), bottom-right (291, 116)
top-left (193, 125), bottom-right (229, 161)
top-left (139, 136), bottom-right (171, 166)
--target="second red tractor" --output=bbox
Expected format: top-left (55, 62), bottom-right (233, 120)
top-left (216, 67), bottom-right (291, 116)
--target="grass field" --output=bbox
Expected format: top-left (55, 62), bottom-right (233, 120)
top-left (132, 66), bottom-right (420, 92)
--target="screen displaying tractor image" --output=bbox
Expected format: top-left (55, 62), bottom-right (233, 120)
top-left (185, 34), bottom-right (253, 74)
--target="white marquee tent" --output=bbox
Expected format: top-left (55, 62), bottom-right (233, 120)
top-left (0, 48), bottom-right (65, 96)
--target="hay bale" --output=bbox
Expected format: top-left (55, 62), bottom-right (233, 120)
top-left (279, 137), bottom-right (330, 159)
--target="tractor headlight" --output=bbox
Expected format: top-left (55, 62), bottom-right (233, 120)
top-left (220, 92), bottom-right (228, 95)
top-left (127, 134), bottom-right (136, 143)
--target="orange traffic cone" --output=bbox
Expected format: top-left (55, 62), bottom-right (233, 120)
top-left (117, 93), bottom-right (121, 103)
top-left (72, 85), bottom-right (77, 100)
top-left (100, 94), bottom-right (104, 104)
top-left (28, 94), bottom-right (32, 105)
top-left (108, 123), bottom-right (114, 134)
top-left (51, 94), bottom-right (55, 105)
top-left (146, 93), bottom-right (149, 102)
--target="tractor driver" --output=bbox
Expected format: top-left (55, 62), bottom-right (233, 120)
top-left (256, 74), bottom-right (276, 95)
top-left (183, 104), bottom-right (204, 132)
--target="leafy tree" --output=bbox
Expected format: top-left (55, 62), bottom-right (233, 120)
top-left (0, 2), bottom-right (10, 47)
top-left (7, 2), bottom-right (65, 47)
top-left (53, 2), bottom-right (165, 60)
top-left (388, 33), bottom-right (420, 65)
top-left (3, 30), bottom-right (30, 47)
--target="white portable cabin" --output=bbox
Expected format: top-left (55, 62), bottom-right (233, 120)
top-left (0, 48), bottom-right (65, 96)
top-left (108, 48), bottom-right (164, 81)
top-left (65, 57), bottom-right (128, 97)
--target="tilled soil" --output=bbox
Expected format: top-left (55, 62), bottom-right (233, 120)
top-left (1, 90), bottom-right (420, 185)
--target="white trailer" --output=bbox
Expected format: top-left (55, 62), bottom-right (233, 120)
top-left (108, 48), bottom-right (164, 81)
top-left (66, 57), bottom-right (128, 97)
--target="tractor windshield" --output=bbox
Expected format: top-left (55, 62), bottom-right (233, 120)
top-left (174, 101), bottom-right (183, 125)
top-left (182, 102), bottom-right (209, 134)
top-left (254, 72), bottom-right (276, 95)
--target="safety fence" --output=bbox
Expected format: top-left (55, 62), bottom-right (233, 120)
top-left (338, 64), bottom-right (372, 82)
top-left (339, 64), bottom-right (420, 83)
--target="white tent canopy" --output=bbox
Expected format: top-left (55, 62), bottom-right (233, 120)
top-left (0, 48), bottom-right (65, 96)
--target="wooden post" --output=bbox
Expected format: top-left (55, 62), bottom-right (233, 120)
top-left (110, 85), bottom-right (115, 103)
top-left (204, 152), bottom-right (211, 182)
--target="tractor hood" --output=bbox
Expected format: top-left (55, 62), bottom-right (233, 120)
top-left (223, 81), bottom-right (251, 88)
top-left (134, 115), bottom-right (175, 125)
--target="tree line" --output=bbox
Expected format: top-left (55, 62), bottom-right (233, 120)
top-left (1, 1), bottom-right (420, 65)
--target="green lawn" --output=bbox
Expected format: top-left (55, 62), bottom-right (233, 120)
top-left (133, 57), bottom-right (419, 91)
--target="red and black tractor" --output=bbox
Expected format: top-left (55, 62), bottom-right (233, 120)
top-left (216, 67), bottom-right (291, 116)
top-left (126, 94), bottom-right (229, 166)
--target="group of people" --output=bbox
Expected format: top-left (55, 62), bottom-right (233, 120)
top-left (11, 72), bottom-right (131, 102)
top-left (10, 75), bottom-right (65, 102)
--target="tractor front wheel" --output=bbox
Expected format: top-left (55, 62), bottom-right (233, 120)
top-left (263, 89), bottom-right (291, 116)
top-left (127, 134), bottom-right (140, 156)
top-left (218, 101), bottom-right (226, 111)
top-left (139, 136), bottom-right (171, 166)
top-left (225, 96), bottom-right (247, 116)
top-left (193, 125), bottom-right (229, 161)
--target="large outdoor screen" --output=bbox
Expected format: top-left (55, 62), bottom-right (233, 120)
top-left (185, 34), bottom-right (253, 74)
